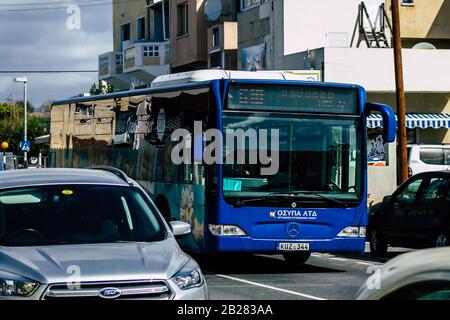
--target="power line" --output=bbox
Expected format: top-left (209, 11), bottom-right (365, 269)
top-left (0, 1), bottom-right (113, 12)
top-left (0, 0), bottom-right (98, 7)
top-left (0, 70), bottom-right (98, 73)
top-left (0, 0), bottom-right (146, 12)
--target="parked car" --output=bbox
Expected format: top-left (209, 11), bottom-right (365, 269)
top-left (0, 167), bottom-right (208, 300)
top-left (408, 144), bottom-right (450, 177)
top-left (356, 247), bottom-right (450, 300)
top-left (368, 171), bottom-right (450, 256)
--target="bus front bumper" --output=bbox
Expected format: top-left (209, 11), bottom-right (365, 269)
top-left (206, 236), bottom-right (366, 254)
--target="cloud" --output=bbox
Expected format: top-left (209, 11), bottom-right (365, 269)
top-left (0, 2), bottom-right (113, 107)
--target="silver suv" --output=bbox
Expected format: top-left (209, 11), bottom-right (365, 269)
top-left (0, 168), bottom-right (208, 300)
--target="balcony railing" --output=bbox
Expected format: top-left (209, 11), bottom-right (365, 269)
top-left (98, 52), bottom-right (123, 79)
top-left (123, 41), bottom-right (170, 80)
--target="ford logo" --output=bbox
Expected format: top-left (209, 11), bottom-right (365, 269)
top-left (98, 287), bottom-right (122, 299)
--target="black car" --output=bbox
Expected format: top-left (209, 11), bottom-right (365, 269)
top-left (368, 171), bottom-right (450, 256)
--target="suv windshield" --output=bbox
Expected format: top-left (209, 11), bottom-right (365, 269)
top-left (0, 185), bottom-right (165, 246)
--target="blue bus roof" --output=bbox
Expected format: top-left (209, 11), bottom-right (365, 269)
top-left (52, 78), bottom-right (363, 107)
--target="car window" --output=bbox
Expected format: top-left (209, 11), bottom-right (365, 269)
top-left (418, 177), bottom-right (448, 202)
top-left (383, 281), bottom-right (450, 300)
top-left (0, 185), bottom-right (166, 246)
top-left (420, 148), bottom-right (444, 165)
top-left (395, 178), bottom-right (424, 203)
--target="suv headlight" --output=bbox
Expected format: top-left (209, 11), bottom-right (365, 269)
top-left (171, 260), bottom-right (203, 290)
top-left (0, 279), bottom-right (39, 297)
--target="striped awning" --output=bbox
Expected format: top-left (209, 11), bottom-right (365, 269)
top-left (367, 113), bottom-right (450, 129)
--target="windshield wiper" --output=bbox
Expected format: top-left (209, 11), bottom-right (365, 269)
top-left (233, 194), bottom-right (298, 208)
top-left (281, 191), bottom-right (349, 208)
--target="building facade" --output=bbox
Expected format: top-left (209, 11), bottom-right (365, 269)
top-left (237, 0), bottom-right (450, 203)
top-left (99, 0), bottom-right (239, 88)
top-left (97, 0), bottom-right (449, 203)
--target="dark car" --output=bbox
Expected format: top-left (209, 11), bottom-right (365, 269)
top-left (368, 171), bottom-right (450, 256)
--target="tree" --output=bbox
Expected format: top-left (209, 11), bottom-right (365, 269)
top-left (39, 99), bottom-right (53, 113)
top-left (15, 100), bottom-right (35, 113)
top-left (0, 101), bottom-right (49, 155)
top-left (89, 80), bottom-right (114, 95)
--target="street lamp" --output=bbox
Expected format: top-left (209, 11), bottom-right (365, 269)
top-left (14, 77), bottom-right (28, 166)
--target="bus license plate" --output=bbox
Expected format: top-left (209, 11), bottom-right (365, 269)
top-left (278, 243), bottom-right (310, 251)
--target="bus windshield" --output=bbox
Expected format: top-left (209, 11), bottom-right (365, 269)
top-left (222, 112), bottom-right (362, 203)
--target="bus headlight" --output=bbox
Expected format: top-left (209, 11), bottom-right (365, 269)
top-left (208, 225), bottom-right (247, 237)
top-left (337, 227), bottom-right (366, 238)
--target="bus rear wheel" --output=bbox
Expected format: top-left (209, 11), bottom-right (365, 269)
top-left (282, 252), bottom-right (311, 266)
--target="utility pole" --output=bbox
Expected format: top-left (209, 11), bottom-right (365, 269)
top-left (14, 77), bottom-right (28, 167)
top-left (391, 0), bottom-right (408, 183)
top-left (24, 81), bottom-right (28, 166)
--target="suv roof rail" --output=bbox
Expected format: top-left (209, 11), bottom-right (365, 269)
top-left (88, 166), bottom-right (132, 184)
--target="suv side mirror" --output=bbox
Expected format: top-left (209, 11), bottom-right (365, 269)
top-left (383, 195), bottom-right (392, 203)
top-left (170, 221), bottom-right (191, 238)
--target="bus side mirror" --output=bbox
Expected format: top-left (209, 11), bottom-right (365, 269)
top-left (365, 102), bottom-right (396, 143)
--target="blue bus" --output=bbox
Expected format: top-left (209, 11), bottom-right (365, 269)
top-left (50, 70), bottom-right (396, 264)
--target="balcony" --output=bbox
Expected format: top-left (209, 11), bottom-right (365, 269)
top-left (123, 41), bottom-right (170, 83)
top-left (98, 52), bottom-right (132, 90)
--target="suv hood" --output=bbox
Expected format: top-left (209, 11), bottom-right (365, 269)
top-left (0, 239), bottom-right (190, 284)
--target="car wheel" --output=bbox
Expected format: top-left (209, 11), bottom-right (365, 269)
top-left (435, 233), bottom-right (449, 248)
top-left (369, 227), bottom-right (388, 257)
top-left (283, 252), bottom-right (311, 266)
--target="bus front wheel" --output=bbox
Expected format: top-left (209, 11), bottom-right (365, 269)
top-left (282, 252), bottom-right (311, 266)
top-left (369, 227), bottom-right (388, 257)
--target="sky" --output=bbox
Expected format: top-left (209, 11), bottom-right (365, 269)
top-left (0, 0), bottom-right (113, 109)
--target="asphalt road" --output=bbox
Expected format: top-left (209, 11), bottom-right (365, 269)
top-left (196, 245), bottom-right (411, 300)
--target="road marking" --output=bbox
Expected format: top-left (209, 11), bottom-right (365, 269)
top-left (312, 253), bottom-right (385, 266)
top-left (214, 274), bottom-right (327, 301)
top-left (356, 261), bottom-right (382, 266)
top-left (329, 257), bottom-right (348, 262)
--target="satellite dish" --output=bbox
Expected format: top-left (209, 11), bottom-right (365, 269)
top-left (205, 0), bottom-right (222, 21)
top-left (412, 42), bottom-right (437, 50)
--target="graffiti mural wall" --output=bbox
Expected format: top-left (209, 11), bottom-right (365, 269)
top-left (367, 128), bottom-right (388, 166)
top-left (49, 88), bottom-right (211, 251)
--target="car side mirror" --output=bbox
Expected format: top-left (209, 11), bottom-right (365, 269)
top-left (170, 221), bottom-right (191, 238)
top-left (383, 195), bottom-right (392, 203)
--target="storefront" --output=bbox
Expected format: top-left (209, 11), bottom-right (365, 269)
top-left (366, 113), bottom-right (450, 204)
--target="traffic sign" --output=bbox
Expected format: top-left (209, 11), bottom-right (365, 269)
top-left (20, 140), bottom-right (31, 152)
